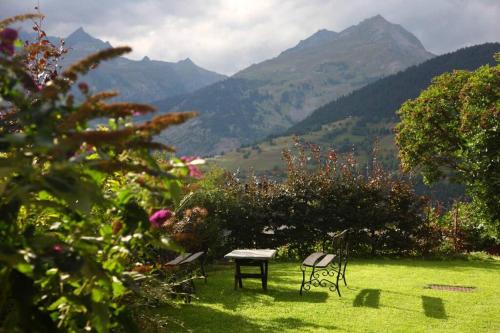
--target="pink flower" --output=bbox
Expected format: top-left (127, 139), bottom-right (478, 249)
top-left (149, 209), bottom-right (173, 228)
top-left (52, 244), bottom-right (64, 254)
top-left (180, 156), bottom-right (204, 178)
top-left (180, 156), bottom-right (196, 163)
top-left (188, 165), bottom-right (203, 179)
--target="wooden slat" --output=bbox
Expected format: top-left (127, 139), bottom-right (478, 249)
top-left (225, 249), bottom-right (276, 260)
top-left (315, 254), bottom-right (335, 268)
top-left (302, 252), bottom-right (325, 267)
top-left (165, 253), bottom-right (191, 266)
top-left (181, 251), bottom-right (204, 264)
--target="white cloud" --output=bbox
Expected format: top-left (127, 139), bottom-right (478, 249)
top-left (1, 0), bottom-right (499, 74)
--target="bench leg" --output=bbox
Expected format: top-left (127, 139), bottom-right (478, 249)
top-left (200, 259), bottom-right (207, 283)
top-left (300, 269), bottom-right (305, 295)
top-left (335, 266), bottom-right (341, 297)
top-left (342, 261), bottom-right (348, 286)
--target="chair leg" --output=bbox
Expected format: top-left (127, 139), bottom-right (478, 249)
top-left (335, 270), bottom-right (341, 297)
top-left (300, 269), bottom-right (305, 295)
top-left (200, 259), bottom-right (207, 283)
top-left (342, 259), bottom-right (348, 286)
top-left (190, 275), bottom-right (196, 292)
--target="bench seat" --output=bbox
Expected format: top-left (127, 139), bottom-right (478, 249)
top-left (165, 253), bottom-right (192, 266)
top-left (302, 252), bottom-right (326, 267)
top-left (315, 254), bottom-right (335, 268)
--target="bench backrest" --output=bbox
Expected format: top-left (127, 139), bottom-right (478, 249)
top-left (331, 229), bottom-right (349, 265)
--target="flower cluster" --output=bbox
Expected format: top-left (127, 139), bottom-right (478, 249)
top-left (0, 28), bottom-right (17, 55)
top-left (180, 156), bottom-right (204, 179)
top-left (149, 209), bottom-right (173, 228)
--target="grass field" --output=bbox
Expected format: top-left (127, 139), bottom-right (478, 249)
top-left (154, 259), bottom-right (500, 332)
top-left (212, 118), bottom-right (397, 175)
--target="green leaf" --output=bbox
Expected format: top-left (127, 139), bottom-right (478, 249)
top-left (111, 277), bottom-right (126, 298)
top-left (47, 296), bottom-right (68, 311)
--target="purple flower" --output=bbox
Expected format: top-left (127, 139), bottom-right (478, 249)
top-left (0, 28), bottom-right (18, 42)
top-left (0, 42), bottom-right (14, 56)
top-left (149, 209), bottom-right (173, 228)
top-left (0, 28), bottom-right (18, 56)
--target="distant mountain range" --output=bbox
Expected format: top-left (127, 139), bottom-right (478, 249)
top-left (287, 42), bottom-right (500, 135)
top-left (19, 28), bottom-right (226, 102)
top-left (152, 15), bottom-right (435, 155)
top-left (215, 43), bottom-right (500, 184)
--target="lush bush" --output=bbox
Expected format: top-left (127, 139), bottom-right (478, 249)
top-left (181, 142), bottom-right (432, 259)
top-left (396, 53), bottom-right (500, 234)
top-left (437, 200), bottom-right (499, 254)
top-left (0, 15), bottom-right (198, 332)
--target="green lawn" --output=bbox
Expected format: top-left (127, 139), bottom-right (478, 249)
top-left (155, 259), bottom-right (500, 332)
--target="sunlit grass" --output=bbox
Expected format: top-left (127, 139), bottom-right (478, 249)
top-left (155, 259), bottom-right (500, 332)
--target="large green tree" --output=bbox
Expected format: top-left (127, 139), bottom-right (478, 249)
top-left (396, 53), bottom-right (500, 231)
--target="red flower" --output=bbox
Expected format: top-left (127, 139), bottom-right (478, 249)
top-left (78, 82), bottom-right (89, 94)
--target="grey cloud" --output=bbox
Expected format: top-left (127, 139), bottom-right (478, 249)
top-left (1, 0), bottom-right (499, 74)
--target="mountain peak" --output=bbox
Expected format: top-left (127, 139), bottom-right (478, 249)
top-left (338, 14), bottom-right (432, 56)
top-left (364, 14), bottom-right (389, 24)
top-left (178, 57), bottom-right (195, 65)
top-left (354, 14), bottom-right (395, 31)
top-left (285, 28), bottom-right (338, 54)
top-left (66, 27), bottom-right (95, 42)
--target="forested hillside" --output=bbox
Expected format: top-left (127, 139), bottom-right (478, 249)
top-left (287, 43), bottom-right (500, 135)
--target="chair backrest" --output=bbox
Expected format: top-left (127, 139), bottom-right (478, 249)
top-left (331, 229), bottom-right (349, 265)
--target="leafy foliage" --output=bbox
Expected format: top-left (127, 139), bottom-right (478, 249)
top-left (395, 53), bottom-right (500, 234)
top-left (182, 141), bottom-right (430, 259)
top-left (0, 15), bottom-right (196, 332)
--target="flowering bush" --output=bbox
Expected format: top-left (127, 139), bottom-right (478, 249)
top-left (183, 141), bottom-right (431, 258)
top-left (0, 14), bottom-right (198, 332)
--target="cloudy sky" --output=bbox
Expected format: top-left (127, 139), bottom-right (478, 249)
top-left (1, 0), bottom-right (499, 75)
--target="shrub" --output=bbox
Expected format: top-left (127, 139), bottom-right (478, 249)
top-left (0, 15), bottom-right (196, 332)
top-left (181, 141), bottom-right (430, 258)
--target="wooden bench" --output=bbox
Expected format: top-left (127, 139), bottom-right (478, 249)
top-left (164, 251), bottom-right (207, 283)
top-left (163, 251), bottom-right (207, 302)
top-left (299, 230), bottom-right (349, 296)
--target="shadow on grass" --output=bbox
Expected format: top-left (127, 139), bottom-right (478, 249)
top-left (353, 289), bottom-right (380, 308)
top-left (422, 296), bottom-right (447, 319)
top-left (199, 285), bottom-right (329, 310)
top-left (158, 304), bottom-right (340, 332)
top-left (158, 304), bottom-right (263, 333)
top-left (269, 317), bottom-right (338, 331)
top-left (353, 259), bottom-right (500, 272)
